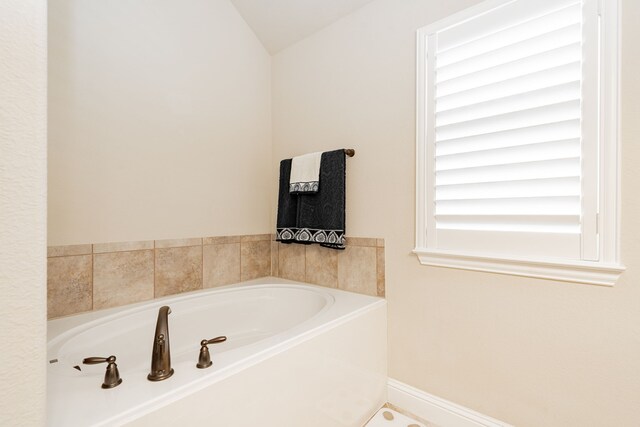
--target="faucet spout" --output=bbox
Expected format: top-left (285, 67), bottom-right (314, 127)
top-left (147, 305), bottom-right (174, 381)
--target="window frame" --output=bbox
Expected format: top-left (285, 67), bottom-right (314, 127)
top-left (414, 0), bottom-right (625, 286)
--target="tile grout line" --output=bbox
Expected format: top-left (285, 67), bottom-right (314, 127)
top-left (153, 240), bottom-right (156, 299)
top-left (303, 245), bottom-right (307, 282)
top-left (200, 240), bottom-right (204, 290)
top-left (90, 244), bottom-right (94, 311)
top-left (239, 240), bottom-right (243, 282)
top-left (238, 241), bottom-right (242, 283)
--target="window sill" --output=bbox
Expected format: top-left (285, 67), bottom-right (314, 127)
top-left (413, 248), bottom-right (625, 286)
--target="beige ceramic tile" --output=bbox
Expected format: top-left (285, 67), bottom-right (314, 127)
top-left (154, 237), bottom-right (202, 249)
top-left (305, 245), bottom-right (338, 288)
top-left (155, 246), bottom-right (203, 297)
top-left (203, 243), bottom-right (240, 288)
top-left (376, 247), bottom-right (385, 297)
top-left (240, 234), bottom-right (271, 242)
top-left (93, 240), bottom-right (154, 254)
top-left (93, 251), bottom-right (154, 310)
top-left (203, 235), bottom-right (241, 245)
top-left (345, 237), bottom-right (377, 247)
top-left (240, 240), bottom-right (271, 280)
top-left (47, 255), bottom-right (92, 318)
top-left (376, 238), bottom-right (385, 248)
top-left (47, 244), bottom-right (92, 258)
top-left (271, 241), bottom-right (279, 276)
top-left (278, 243), bottom-right (306, 282)
top-left (337, 246), bottom-right (377, 296)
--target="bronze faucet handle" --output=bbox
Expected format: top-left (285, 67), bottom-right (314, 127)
top-left (201, 336), bottom-right (227, 346)
top-left (196, 336), bottom-right (227, 369)
top-left (82, 355), bottom-right (123, 389)
top-left (82, 355), bottom-right (115, 365)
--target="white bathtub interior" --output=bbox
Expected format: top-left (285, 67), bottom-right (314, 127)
top-left (49, 285), bottom-right (331, 374)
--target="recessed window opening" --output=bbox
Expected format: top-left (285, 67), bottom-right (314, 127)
top-left (414, 0), bottom-right (624, 285)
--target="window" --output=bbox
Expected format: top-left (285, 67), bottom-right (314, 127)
top-left (415, 0), bottom-right (624, 285)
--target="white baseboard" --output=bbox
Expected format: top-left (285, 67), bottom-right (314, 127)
top-left (387, 378), bottom-right (513, 427)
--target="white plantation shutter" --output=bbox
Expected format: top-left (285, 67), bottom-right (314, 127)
top-left (419, 0), bottom-right (601, 261)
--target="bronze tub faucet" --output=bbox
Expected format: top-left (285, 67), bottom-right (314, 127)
top-left (148, 306), bottom-right (174, 381)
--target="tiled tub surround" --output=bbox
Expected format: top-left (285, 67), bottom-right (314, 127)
top-left (47, 235), bottom-right (384, 319)
top-left (274, 237), bottom-right (385, 297)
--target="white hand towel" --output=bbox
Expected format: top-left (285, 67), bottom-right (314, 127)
top-left (289, 152), bottom-right (322, 194)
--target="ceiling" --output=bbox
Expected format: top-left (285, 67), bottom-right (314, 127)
top-left (229, 0), bottom-right (376, 54)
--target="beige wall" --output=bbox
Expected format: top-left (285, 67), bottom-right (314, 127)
top-left (48, 0), bottom-right (272, 245)
top-left (273, 0), bottom-right (640, 425)
top-left (0, 0), bottom-right (48, 425)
